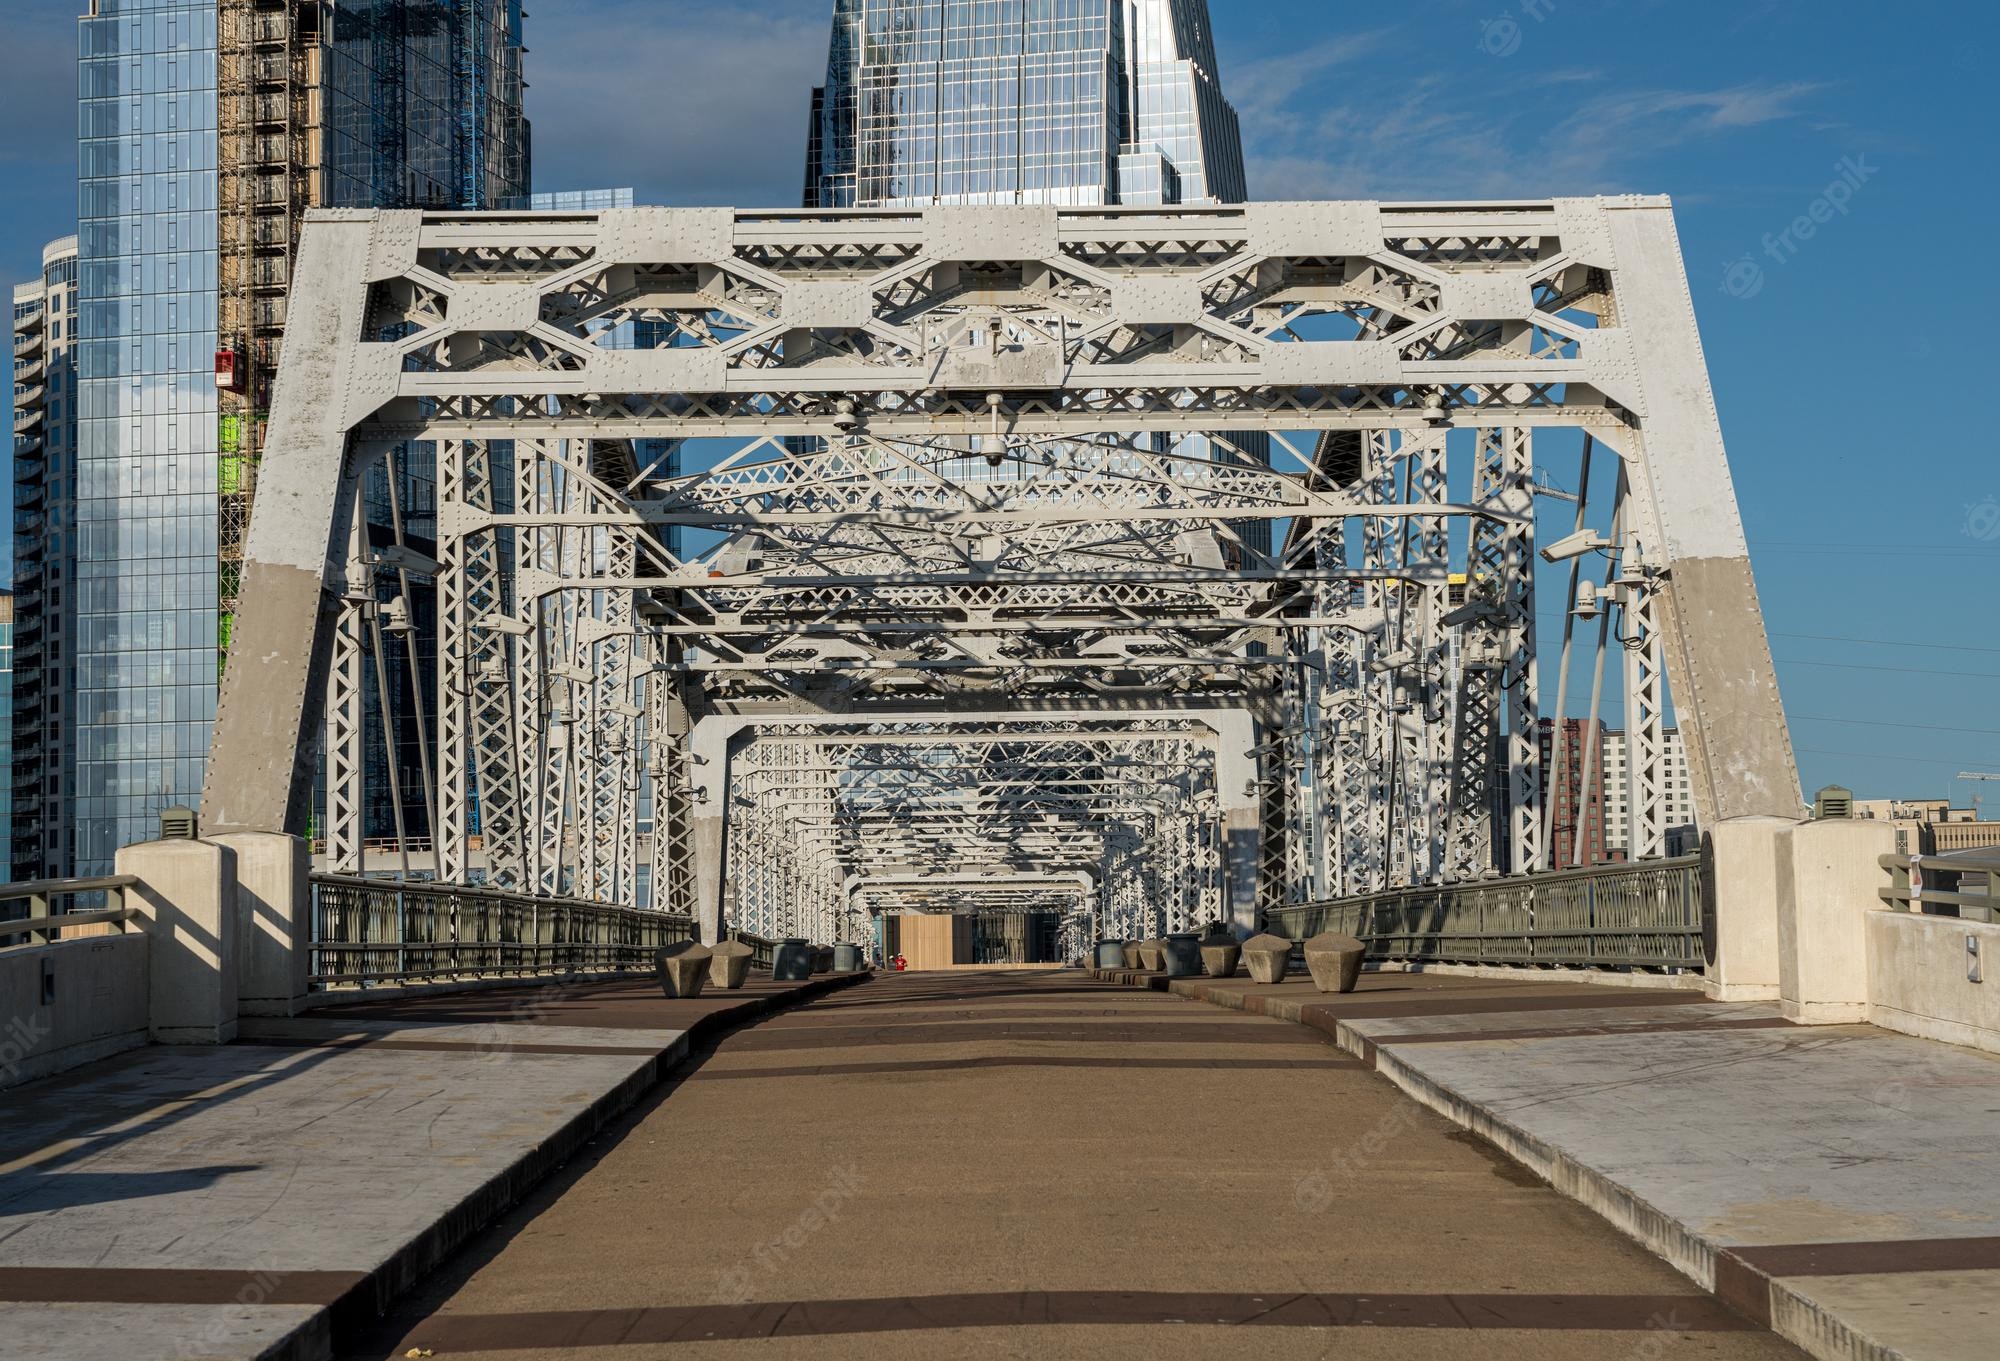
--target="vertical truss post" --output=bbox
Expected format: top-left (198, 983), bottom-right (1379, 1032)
top-left (1622, 514), bottom-right (1670, 860)
top-left (324, 487), bottom-right (371, 875)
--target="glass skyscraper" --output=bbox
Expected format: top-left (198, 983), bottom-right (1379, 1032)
top-left (68, 0), bottom-right (529, 874)
top-left (804, 0), bottom-right (1246, 209)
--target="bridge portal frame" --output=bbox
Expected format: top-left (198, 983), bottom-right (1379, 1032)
top-left (201, 199), bottom-right (1800, 922)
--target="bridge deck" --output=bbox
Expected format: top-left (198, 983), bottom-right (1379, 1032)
top-left (348, 970), bottom-right (1803, 1360)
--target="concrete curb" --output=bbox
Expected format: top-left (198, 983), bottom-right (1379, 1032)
top-left (290, 969), bottom-right (873, 1361)
top-left (1086, 968), bottom-right (1907, 1361)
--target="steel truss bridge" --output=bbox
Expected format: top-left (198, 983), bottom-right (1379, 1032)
top-left (200, 199), bottom-right (1801, 955)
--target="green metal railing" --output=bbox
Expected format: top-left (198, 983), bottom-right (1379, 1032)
top-left (1878, 848), bottom-right (1999, 924)
top-left (1266, 856), bottom-right (1706, 971)
top-left (310, 875), bottom-right (696, 989)
top-left (0, 875), bottom-right (141, 950)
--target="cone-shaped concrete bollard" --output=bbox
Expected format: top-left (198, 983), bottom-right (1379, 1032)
top-left (1120, 942), bottom-right (1143, 970)
top-left (1303, 931), bottom-right (1366, 993)
top-left (656, 941), bottom-right (713, 999)
top-left (1200, 940), bottom-right (1241, 978)
top-left (1136, 939), bottom-right (1166, 971)
top-left (709, 938), bottom-right (754, 990)
top-left (1162, 933), bottom-right (1202, 977)
top-left (1242, 933), bottom-right (1294, 984)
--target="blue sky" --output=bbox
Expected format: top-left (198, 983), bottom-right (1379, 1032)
top-left (3, 0), bottom-right (1995, 806)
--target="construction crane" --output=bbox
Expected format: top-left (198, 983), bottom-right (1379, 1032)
top-left (1957, 773), bottom-right (2000, 819)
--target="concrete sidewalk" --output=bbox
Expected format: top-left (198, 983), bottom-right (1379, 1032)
top-left (0, 970), bottom-right (869, 1361)
top-left (1093, 966), bottom-right (2000, 1361)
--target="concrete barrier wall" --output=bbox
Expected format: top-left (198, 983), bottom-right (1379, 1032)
top-left (0, 934), bottom-right (150, 1091)
top-left (1865, 911), bottom-right (2000, 1056)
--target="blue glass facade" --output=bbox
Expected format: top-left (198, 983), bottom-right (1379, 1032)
top-left (66, 0), bottom-right (529, 874)
top-left (75, 0), bottom-right (222, 871)
top-left (805, 0), bottom-right (1245, 209)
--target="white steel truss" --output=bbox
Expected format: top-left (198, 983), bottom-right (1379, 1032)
top-left (206, 201), bottom-right (1801, 950)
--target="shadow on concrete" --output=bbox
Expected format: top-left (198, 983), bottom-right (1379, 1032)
top-left (0, 1163), bottom-right (264, 1215)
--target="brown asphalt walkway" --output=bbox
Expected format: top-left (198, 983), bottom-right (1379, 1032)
top-left (346, 970), bottom-right (1808, 1360)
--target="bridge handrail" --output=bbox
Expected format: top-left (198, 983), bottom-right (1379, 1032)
top-left (1267, 855), bottom-right (1706, 971)
top-left (1877, 849), bottom-right (2000, 922)
top-left (0, 875), bottom-right (142, 949)
top-left (308, 874), bottom-right (696, 989)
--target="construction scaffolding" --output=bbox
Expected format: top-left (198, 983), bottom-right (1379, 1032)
top-left (216, 0), bottom-right (322, 641)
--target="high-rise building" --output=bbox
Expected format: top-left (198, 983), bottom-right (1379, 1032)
top-left (0, 591), bottom-right (12, 858)
top-left (11, 237), bottom-right (81, 880)
top-left (67, 1), bottom-right (529, 874)
top-left (805, 0), bottom-right (1246, 209)
top-left (1601, 728), bottom-right (1697, 859)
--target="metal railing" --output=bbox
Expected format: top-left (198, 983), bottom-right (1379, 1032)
top-left (310, 875), bottom-right (695, 989)
top-left (1878, 849), bottom-right (1999, 924)
top-left (1267, 856), bottom-right (1706, 971)
top-left (0, 875), bottom-right (141, 950)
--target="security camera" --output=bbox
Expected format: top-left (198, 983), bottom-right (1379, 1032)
top-left (1440, 599), bottom-right (1500, 629)
top-left (1540, 529), bottom-right (1611, 563)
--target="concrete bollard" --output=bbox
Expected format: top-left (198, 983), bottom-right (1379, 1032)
top-left (1303, 932), bottom-right (1366, 994)
top-left (1241, 933), bottom-right (1293, 985)
top-left (708, 939), bottom-right (754, 990)
top-left (771, 939), bottom-right (814, 982)
top-left (1780, 819), bottom-right (1893, 1024)
top-left (1200, 940), bottom-right (1241, 978)
top-left (656, 941), bottom-right (713, 999)
top-left (1136, 939), bottom-right (1165, 971)
top-left (1120, 942), bottom-right (1143, 970)
top-left (832, 943), bottom-right (864, 973)
top-left (211, 832), bottom-right (310, 1018)
top-left (117, 839), bottom-right (240, 1044)
top-left (1094, 940), bottom-right (1127, 969)
top-left (1162, 933), bottom-right (1202, 977)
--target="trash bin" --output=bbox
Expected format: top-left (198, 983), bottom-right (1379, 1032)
top-left (1161, 932), bottom-right (1202, 977)
top-left (832, 942), bottom-right (864, 973)
top-left (771, 938), bottom-right (814, 981)
top-left (1093, 939), bottom-right (1127, 969)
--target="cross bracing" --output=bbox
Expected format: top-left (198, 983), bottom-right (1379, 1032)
top-left (204, 201), bottom-right (1801, 956)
